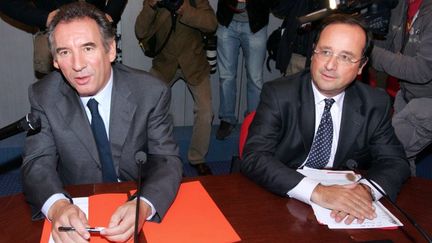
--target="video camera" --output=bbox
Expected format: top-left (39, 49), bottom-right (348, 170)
top-left (298, 0), bottom-right (398, 36)
top-left (157, 0), bottom-right (184, 12)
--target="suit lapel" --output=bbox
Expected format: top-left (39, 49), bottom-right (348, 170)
top-left (109, 67), bottom-right (136, 169)
top-left (299, 77), bottom-right (316, 153)
top-left (334, 84), bottom-right (365, 167)
top-left (57, 80), bottom-right (100, 165)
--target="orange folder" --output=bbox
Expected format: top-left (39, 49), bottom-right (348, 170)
top-left (40, 181), bottom-right (240, 243)
top-left (143, 181), bottom-right (241, 243)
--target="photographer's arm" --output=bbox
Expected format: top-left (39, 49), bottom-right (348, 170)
top-left (0, 0), bottom-right (50, 29)
top-left (371, 41), bottom-right (432, 85)
top-left (104, 0), bottom-right (128, 25)
top-left (177, 0), bottom-right (217, 33)
top-left (135, 0), bottom-right (160, 41)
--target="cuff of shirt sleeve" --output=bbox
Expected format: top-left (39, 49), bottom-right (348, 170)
top-left (287, 177), bottom-right (320, 205)
top-left (42, 193), bottom-right (70, 220)
top-left (359, 179), bottom-right (384, 201)
top-left (139, 197), bottom-right (156, 220)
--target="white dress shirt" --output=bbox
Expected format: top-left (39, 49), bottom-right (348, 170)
top-left (287, 80), bottom-right (344, 204)
top-left (287, 80), bottom-right (383, 204)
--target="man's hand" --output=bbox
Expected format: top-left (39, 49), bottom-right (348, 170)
top-left (48, 199), bottom-right (90, 243)
top-left (176, 1), bottom-right (187, 16)
top-left (147, 0), bottom-right (160, 8)
top-left (100, 200), bottom-right (151, 242)
top-left (105, 14), bottom-right (113, 23)
top-left (311, 183), bottom-right (377, 224)
top-left (46, 9), bottom-right (59, 27)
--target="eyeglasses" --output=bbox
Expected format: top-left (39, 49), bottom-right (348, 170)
top-left (313, 48), bottom-right (364, 65)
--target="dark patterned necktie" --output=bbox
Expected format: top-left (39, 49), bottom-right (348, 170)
top-left (87, 98), bottom-right (117, 182)
top-left (305, 98), bottom-right (335, 169)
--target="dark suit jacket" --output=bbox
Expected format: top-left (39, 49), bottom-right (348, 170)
top-left (0, 0), bottom-right (126, 29)
top-left (216, 0), bottom-right (279, 33)
top-left (241, 71), bottom-right (410, 201)
top-left (22, 63), bottom-right (183, 222)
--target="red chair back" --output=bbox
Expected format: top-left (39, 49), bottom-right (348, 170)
top-left (239, 111), bottom-right (256, 160)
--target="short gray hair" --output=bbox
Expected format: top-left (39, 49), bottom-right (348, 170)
top-left (47, 2), bottom-right (116, 56)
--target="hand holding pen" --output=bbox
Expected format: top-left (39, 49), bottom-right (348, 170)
top-left (48, 199), bottom-right (91, 243)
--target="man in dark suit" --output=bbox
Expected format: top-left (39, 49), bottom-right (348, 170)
top-left (241, 14), bottom-right (410, 225)
top-left (22, 3), bottom-right (182, 242)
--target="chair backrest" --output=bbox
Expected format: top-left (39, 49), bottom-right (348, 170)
top-left (239, 111), bottom-right (256, 160)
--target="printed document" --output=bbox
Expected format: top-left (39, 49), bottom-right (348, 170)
top-left (298, 168), bottom-right (403, 229)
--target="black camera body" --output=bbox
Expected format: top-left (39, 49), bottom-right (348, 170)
top-left (298, 0), bottom-right (398, 37)
top-left (157, 0), bottom-right (184, 12)
top-left (336, 0), bottom-right (398, 36)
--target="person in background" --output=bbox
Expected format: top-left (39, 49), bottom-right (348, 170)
top-left (215, 0), bottom-right (280, 140)
top-left (371, 0), bottom-right (432, 176)
top-left (135, 0), bottom-right (217, 175)
top-left (0, 0), bottom-right (127, 76)
top-left (241, 14), bottom-right (410, 224)
top-left (280, 0), bottom-right (325, 76)
top-left (22, 3), bottom-right (182, 242)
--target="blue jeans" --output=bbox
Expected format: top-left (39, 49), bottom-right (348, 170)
top-left (217, 21), bottom-right (267, 124)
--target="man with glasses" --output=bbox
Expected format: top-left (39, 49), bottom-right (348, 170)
top-left (241, 14), bottom-right (410, 225)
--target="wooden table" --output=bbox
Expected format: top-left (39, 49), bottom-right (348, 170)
top-left (0, 173), bottom-right (431, 242)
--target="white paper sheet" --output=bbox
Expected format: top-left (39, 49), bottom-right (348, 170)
top-left (298, 168), bottom-right (403, 229)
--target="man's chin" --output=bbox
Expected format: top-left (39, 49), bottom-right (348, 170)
top-left (74, 87), bottom-right (97, 97)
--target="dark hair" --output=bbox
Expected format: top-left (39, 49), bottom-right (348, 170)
top-left (48, 2), bottom-right (116, 55)
top-left (314, 14), bottom-right (372, 64)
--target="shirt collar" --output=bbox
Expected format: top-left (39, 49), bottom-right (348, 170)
top-left (80, 68), bottom-right (114, 106)
top-left (310, 80), bottom-right (345, 108)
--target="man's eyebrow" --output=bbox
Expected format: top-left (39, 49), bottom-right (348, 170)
top-left (82, 42), bottom-right (97, 48)
top-left (316, 45), bottom-right (332, 50)
top-left (318, 45), bottom-right (356, 56)
top-left (338, 50), bottom-right (356, 56)
top-left (55, 42), bottom-right (98, 54)
top-left (55, 47), bottom-right (69, 53)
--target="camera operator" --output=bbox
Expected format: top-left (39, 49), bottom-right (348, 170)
top-left (135, 0), bottom-right (217, 176)
top-left (371, 0), bottom-right (432, 176)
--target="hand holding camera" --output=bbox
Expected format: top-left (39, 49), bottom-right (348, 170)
top-left (157, 0), bottom-right (184, 12)
top-left (147, 0), bottom-right (160, 8)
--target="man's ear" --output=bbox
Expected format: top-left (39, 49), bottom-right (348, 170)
top-left (108, 40), bottom-right (117, 62)
top-left (53, 58), bottom-right (59, 69)
top-left (357, 57), bottom-right (368, 75)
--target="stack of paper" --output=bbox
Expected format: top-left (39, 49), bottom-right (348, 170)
top-left (298, 168), bottom-right (403, 229)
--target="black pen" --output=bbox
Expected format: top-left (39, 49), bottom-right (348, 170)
top-left (58, 226), bottom-right (105, 233)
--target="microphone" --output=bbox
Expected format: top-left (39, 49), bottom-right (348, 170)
top-left (346, 159), bottom-right (432, 243)
top-left (133, 151), bottom-right (147, 243)
top-left (0, 113), bottom-right (41, 141)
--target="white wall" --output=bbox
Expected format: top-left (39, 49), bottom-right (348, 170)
top-left (0, 15), bottom-right (35, 127)
top-left (0, 1), bottom-right (282, 127)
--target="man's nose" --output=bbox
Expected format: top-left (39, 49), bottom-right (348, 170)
top-left (72, 52), bottom-right (87, 71)
top-left (324, 55), bottom-right (338, 70)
